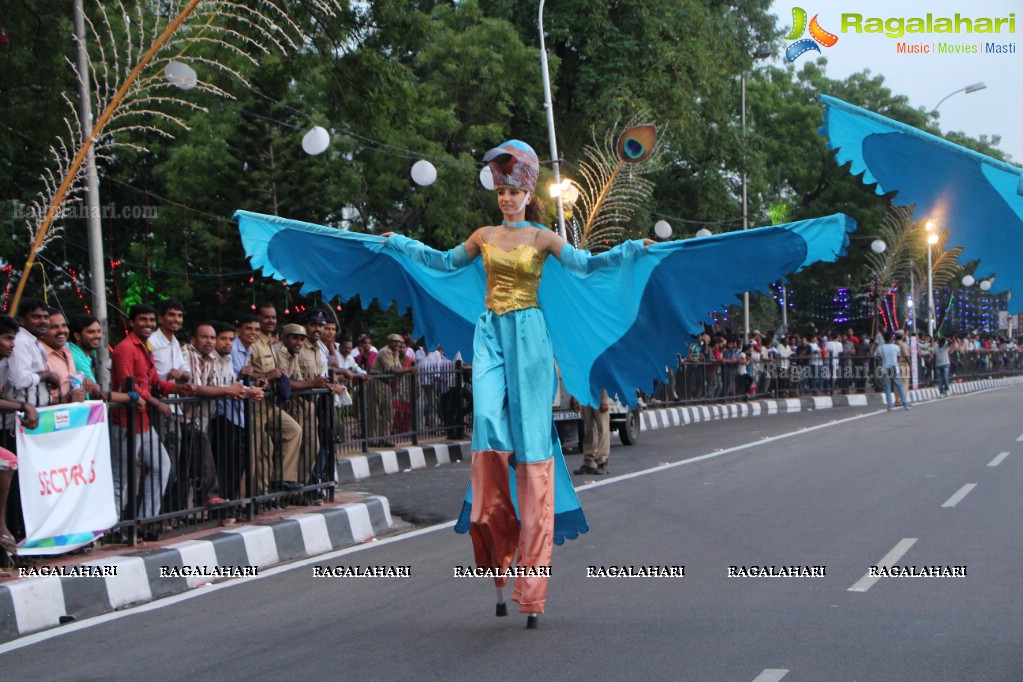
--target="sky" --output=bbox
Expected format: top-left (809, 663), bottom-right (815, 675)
top-left (768, 0), bottom-right (1022, 162)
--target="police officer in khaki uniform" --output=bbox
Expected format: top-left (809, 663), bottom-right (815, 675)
top-left (275, 321), bottom-right (328, 479)
top-left (572, 388), bottom-right (611, 475)
top-left (367, 334), bottom-right (406, 446)
top-left (248, 320), bottom-right (303, 491)
top-left (272, 324), bottom-right (328, 482)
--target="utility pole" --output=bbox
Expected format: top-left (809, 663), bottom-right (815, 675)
top-left (74, 0), bottom-right (110, 388)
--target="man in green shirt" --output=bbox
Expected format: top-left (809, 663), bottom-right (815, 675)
top-left (68, 313), bottom-right (102, 383)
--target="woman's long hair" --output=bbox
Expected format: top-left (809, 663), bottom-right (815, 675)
top-left (525, 193), bottom-right (545, 223)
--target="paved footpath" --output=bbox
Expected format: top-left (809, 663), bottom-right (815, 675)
top-left (1, 374), bottom-right (1019, 643)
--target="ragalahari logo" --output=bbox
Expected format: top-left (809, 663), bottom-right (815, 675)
top-left (785, 7), bottom-right (839, 61)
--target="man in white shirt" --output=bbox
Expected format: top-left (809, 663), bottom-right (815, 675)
top-left (150, 300), bottom-right (191, 382)
top-left (417, 343), bottom-right (452, 427)
top-left (825, 334), bottom-right (843, 391)
top-left (336, 336), bottom-right (366, 441)
top-left (338, 337), bottom-right (367, 378)
top-left (151, 299), bottom-right (191, 511)
top-left (6, 298), bottom-right (59, 408)
top-left (807, 334), bottom-right (823, 394)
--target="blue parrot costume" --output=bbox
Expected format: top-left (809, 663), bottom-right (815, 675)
top-left (234, 208), bottom-right (854, 539)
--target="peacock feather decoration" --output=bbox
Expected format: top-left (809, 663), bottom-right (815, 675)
top-left (13, 0), bottom-right (344, 308)
top-left (567, 117), bottom-right (661, 252)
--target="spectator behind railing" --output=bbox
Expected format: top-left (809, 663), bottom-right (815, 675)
top-left (301, 310), bottom-right (346, 492)
top-left (68, 313), bottom-right (102, 384)
top-left (417, 343), bottom-right (452, 430)
top-left (274, 323), bottom-right (327, 486)
top-left (0, 313), bottom-right (41, 556)
top-left (244, 311), bottom-right (303, 496)
top-left (207, 321), bottom-right (262, 500)
top-left (109, 305), bottom-right (192, 524)
top-left (391, 339), bottom-right (417, 433)
top-left (41, 309), bottom-right (90, 403)
top-left (7, 298), bottom-right (60, 408)
top-left (179, 322), bottom-right (236, 507)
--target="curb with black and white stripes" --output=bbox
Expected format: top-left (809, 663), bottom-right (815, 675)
top-left (640, 375), bottom-right (1023, 432)
top-left (0, 495), bottom-right (391, 644)
top-left (336, 442), bottom-right (471, 483)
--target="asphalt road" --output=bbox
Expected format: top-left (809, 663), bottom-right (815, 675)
top-left (2, 387), bottom-right (1021, 681)
top-left (340, 399), bottom-right (886, 528)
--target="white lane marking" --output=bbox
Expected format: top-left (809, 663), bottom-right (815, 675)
top-left (576, 410), bottom-right (888, 493)
top-left (752, 670), bottom-right (789, 682)
top-left (987, 452), bottom-right (1011, 467)
top-left (941, 484), bottom-right (977, 508)
top-left (848, 538), bottom-right (918, 592)
top-left (0, 407), bottom-right (896, 653)
top-left (1017, 434), bottom-right (1023, 442)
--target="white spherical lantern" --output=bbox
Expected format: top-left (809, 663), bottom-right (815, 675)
top-left (165, 61), bottom-right (197, 90)
top-left (695, 228), bottom-right (712, 238)
top-left (411, 159), bottom-right (437, 186)
top-left (870, 239), bottom-right (887, 254)
top-left (301, 126), bottom-right (330, 156)
top-left (961, 275), bottom-right (975, 287)
top-left (654, 220), bottom-right (672, 239)
top-left (479, 165), bottom-right (494, 190)
top-left (980, 279), bottom-right (993, 291)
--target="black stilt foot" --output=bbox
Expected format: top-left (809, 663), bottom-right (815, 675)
top-left (496, 602), bottom-right (508, 617)
top-left (526, 614), bottom-right (539, 629)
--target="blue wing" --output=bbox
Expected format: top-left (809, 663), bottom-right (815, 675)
top-left (818, 95), bottom-right (1023, 312)
top-left (234, 210), bottom-right (484, 358)
top-left (236, 210), bottom-right (854, 408)
top-left (542, 214), bottom-right (856, 407)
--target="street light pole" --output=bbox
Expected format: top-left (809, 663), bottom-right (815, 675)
top-left (741, 70), bottom-right (749, 342)
top-left (931, 82), bottom-right (986, 117)
top-left (538, 0), bottom-right (566, 239)
top-left (780, 284), bottom-right (788, 332)
top-left (909, 269), bottom-right (916, 335)
top-left (740, 46), bottom-right (771, 342)
top-left (925, 221), bottom-right (938, 337)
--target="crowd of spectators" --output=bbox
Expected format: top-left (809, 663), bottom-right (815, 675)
top-left (666, 327), bottom-right (1021, 404)
top-left (0, 297), bottom-right (460, 552)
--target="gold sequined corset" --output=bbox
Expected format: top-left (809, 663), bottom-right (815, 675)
top-left (481, 242), bottom-right (544, 314)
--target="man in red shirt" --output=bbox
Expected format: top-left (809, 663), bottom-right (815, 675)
top-left (110, 304), bottom-right (193, 522)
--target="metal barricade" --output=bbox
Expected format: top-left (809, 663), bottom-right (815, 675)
top-left (336, 362), bottom-right (470, 454)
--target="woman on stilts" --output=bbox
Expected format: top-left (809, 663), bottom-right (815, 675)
top-left (386, 140), bottom-right (643, 627)
top-left (235, 132), bottom-right (855, 630)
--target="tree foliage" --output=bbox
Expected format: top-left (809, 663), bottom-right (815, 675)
top-left (0, 0), bottom-right (1013, 339)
